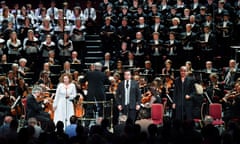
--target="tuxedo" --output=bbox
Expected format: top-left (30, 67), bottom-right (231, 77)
top-left (81, 70), bottom-right (110, 117)
top-left (198, 31), bottom-right (217, 61)
top-left (116, 80), bottom-right (141, 121)
top-left (100, 60), bottom-right (115, 71)
top-left (123, 59), bottom-right (139, 68)
top-left (116, 25), bottom-right (133, 44)
top-left (164, 39), bottom-right (181, 56)
top-left (83, 7), bottom-right (97, 21)
top-left (134, 24), bottom-right (150, 39)
top-left (190, 3), bottom-right (202, 15)
top-left (100, 24), bottom-right (116, 53)
top-left (150, 23), bottom-right (166, 39)
top-left (26, 94), bottom-right (50, 122)
top-left (180, 31), bottom-right (197, 61)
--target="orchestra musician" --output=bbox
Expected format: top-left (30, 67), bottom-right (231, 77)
top-left (26, 86), bottom-right (50, 124)
top-left (100, 52), bottom-right (115, 71)
top-left (162, 59), bottom-right (174, 80)
top-left (60, 61), bottom-right (75, 74)
top-left (15, 77), bottom-right (29, 98)
top-left (140, 60), bottom-right (155, 82)
top-left (0, 76), bottom-right (11, 119)
top-left (223, 59), bottom-right (239, 90)
top-left (69, 51), bottom-right (81, 64)
top-left (45, 50), bottom-right (59, 66)
top-left (202, 61), bottom-right (218, 84)
top-left (205, 73), bottom-right (224, 103)
top-left (18, 58), bottom-right (30, 78)
top-left (223, 82), bottom-right (240, 123)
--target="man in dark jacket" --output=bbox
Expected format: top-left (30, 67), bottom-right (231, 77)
top-left (116, 70), bottom-right (141, 121)
top-left (81, 62), bottom-right (109, 126)
top-left (26, 86), bottom-right (50, 123)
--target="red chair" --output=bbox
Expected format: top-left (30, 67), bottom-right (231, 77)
top-left (21, 98), bottom-right (27, 116)
top-left (151, 104), bottom-right (164, 125)
top-left (209, 103), bottom-right (224, 125)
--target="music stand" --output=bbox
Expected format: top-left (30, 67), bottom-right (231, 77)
top-left (230, 46), bottom-right (240, 62)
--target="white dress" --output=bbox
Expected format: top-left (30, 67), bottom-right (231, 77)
top-left (53, 83), bottom-right (76, 126)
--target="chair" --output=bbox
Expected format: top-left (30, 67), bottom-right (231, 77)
top-left (151, 103), bottom-right (164, 125)
top-left (21, 98), bottom-right (27, 116)
top-left (209, 103), bottom-right (224, 125)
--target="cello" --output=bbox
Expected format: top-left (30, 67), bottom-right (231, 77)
top-left (74, 93), bottom-right (85, 118)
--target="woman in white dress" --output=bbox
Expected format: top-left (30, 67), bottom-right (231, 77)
top-left (53, 73), bottom-right (76, 127)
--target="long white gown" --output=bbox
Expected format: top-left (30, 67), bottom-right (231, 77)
top-left (53, 83), bottom-right (76, 127)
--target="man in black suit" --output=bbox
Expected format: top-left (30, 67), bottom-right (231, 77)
top-left (81, 62), bottom-right (109, 122)
top-left (223, 59), bottom-right (239, 90)
top-left (26, 86), bottom-right (50, 123)
top-left (100, 52), bottom-right (115, 71)
top-left (172, 66), bottom-right (195, 121)
top-left (116, 70), bottom-right (141, 121)
top-left (202, 61), bottom-right (219, 84)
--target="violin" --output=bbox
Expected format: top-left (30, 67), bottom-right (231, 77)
top-left (37, 92), bottom-right (54, 120)
top-left (141, 90), bottom-right (152, 104)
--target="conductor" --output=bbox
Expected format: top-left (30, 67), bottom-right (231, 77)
top-left (81, 62), bottom-right (109, 122)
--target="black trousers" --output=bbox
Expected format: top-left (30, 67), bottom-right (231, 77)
top-left (122, 105), bottom-right (137, 122)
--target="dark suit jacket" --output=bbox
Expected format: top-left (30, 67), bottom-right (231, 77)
top-left (199, 32), bottom-right (217, 51)
top-left (26, 94), bottom-right (45, 119)
top-left (100, 60), bottom-right (115, 71)
top-left (116, 80), bottom-right (141, 109)
top-left (81, 70), bottom-right (109, 101)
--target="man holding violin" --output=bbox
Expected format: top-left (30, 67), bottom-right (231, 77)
top-left (26, 86), bottom-right (50, 125)
top-left (223, 82), bottom-right (240, 123)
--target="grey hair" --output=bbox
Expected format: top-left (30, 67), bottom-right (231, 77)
top-left (32, 86), bottom-right (42, 94)
top-left (94, 62), bottom-right (102, 71)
